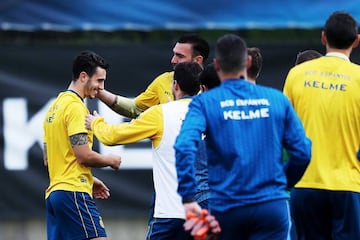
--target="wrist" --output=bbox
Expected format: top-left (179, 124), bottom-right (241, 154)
top-left (110, 95), bottom-right (118, 108)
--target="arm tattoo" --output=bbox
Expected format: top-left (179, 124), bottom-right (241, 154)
top-left (70, 133), bottom-right (88, 147)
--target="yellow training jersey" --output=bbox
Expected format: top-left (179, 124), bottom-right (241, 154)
top-left (134, 71), bottom-right (174, 110)
top-left (283, 53), bottom-right (360, 192)
top-left (43, 91), bottom-right (94, 199)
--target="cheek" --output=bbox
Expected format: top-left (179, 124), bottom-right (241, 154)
top-left (179, 57), bottom-right (192, 63)
top-left (91, 81), bottom-right (100, 89)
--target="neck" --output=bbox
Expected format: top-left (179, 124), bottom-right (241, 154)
top-left (326, 46), bottom-right (352, 58)
top-left (247, 78), bottom-right (256, 84)
top-left (68, 81), bottom-right (85, 99)
top-left (174, 92), bottom-right (188, 100)
top-left (219, 70), bottom-right (247, 82)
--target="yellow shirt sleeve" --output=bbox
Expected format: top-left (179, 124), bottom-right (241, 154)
top-left (92, 105), bottom-right (164, 147)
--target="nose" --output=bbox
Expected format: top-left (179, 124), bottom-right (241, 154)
top-left (171, 55), bottom-right (178, 65)
top-left (98, 81), bottom-right (104, 90)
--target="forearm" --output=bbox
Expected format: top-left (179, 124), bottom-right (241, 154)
top-left (97, 89), bottom-right (143, 118)
top-left (80, 150), bottom-right (116, 168)
top-left (97, 89), bottom-right (117, 107)
top-left (111, 95), bottom-right (144, 119)
top-left (73, 143), bottom-right (117, 168)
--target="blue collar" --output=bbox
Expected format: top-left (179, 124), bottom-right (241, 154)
top-left (178, 95), bottom-right (193, 100)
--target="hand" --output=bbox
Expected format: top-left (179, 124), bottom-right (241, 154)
top-left (184, 203), bottom-right (221, 240)
top-left (93, 177), bottom-right (110, 199)
top-left (108, 154), bottom-right (121, 170)
top-left (184, 202), bottom-right (202, 228)
top-left (204, 214), bottom-right (221, 236)
top-left (85, 110), bottom-right (100, 130)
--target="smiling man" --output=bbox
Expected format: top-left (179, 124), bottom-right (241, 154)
top-left (43, 50), bottom-right (122, 240)
top-left (97, 34), bottom-right (210, 118)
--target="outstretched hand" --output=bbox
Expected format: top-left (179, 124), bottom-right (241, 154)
top-left (85, 110), bottom-right (100, 130)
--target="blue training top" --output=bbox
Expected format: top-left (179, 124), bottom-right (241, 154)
top-left (174, 78), bottom-right (311, 212)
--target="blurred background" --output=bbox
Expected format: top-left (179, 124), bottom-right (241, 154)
top-left (1, 1), bottom-right (360, 239)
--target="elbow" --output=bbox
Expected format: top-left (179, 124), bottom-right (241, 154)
top-left (285, 160), bottom-right (310, 188)
top-left (76, 151), bottom-right (95, 166)
top-left (77, 155), bottom-right (89, 166)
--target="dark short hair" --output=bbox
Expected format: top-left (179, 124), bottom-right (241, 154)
top-left (295, 50), bottom-right (322, 65)
top-left (324, 11), bottom-right (358, 49)
top-left (215, 34), bottom-right (247, 74)
top-left (178, 34), bottom-right (210, 62)
top-left (173, 62), bottom-right (202, 96)
top-left (72, 50), bottom-right (109, 81)
top-left (247, 47), bottom-right (263, 80)
top-left (199, 63), bottom-right (221, 89)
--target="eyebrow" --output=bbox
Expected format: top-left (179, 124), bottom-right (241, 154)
top-left (174, 52), bottom-right (186, 58)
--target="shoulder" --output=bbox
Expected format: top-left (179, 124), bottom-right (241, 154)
top-left (161, 98), bottom-right (189, 109)
top-left (141, 103), bottom-right (162, 116)
top-left (153, 71), bottom-right (174, 82)
top-left (57, 92), bottom-right (85, 109)
top-left (348, 61), bottom-right (360, 70)
top-left (146, 71), bottom-right (174, 89)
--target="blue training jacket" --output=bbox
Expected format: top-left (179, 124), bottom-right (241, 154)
top-left (174, 78), bottom-right (311, 212)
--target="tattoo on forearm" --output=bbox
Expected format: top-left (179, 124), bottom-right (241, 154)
top-left (70, 133), bottom-right (88, 146)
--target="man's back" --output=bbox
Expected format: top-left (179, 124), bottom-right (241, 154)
top-left (284, 55), bottom-right (360, 191)
top-left (153, 99), bottom-right (192, 219)
top-left (176, 79), bottom-right (311, 211)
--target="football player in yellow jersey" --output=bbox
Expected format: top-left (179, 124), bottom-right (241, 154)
top-left (96, 34), bottom-right (210, 118)
top-left (283, 11), bottom-right (360, 239)
top-left (43, 51), bottom-right (122, 240)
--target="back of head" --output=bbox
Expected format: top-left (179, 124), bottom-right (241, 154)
top-left (324, 11), bottom-right (358, 49)
top-left (199, 63), bottom-right (221, 90)
top-left (295, 50), bottom-right (322, 65)
top-left (178, 34), bottom-right (210, 62)
top-left (173, 62), bottom-right (202, 96)
top-left (72, 50), bottom-right (109, 81)
top-left (215, 34), bottom-right (247, 74)
top-left (247, 47), bottom-right (263, 80)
